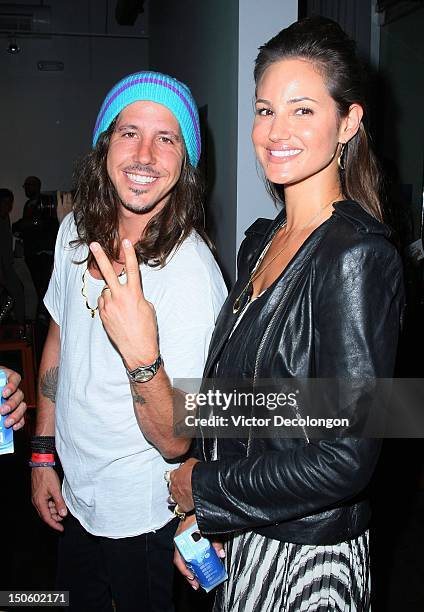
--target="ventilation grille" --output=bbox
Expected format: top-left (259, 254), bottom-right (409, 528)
top-left (0, 14), bottom-right (33, 32)
top-left (0, 5), bottom-right (51, 34)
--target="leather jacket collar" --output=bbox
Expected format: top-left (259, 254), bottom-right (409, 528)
top-left (204, 200), bottom-right (391, 379)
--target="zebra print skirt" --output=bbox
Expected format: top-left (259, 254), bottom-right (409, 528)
top-left (213, 530), bottom-right (370, 612)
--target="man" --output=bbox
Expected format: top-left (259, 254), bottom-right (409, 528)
top-left (31, 72), bottom-right (226, 612)
top-left (13, 176), bottom-right (58, 303)
top-left (0, 189), bottom-right (25, 325)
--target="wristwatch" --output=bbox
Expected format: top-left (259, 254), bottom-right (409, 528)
top-left (126, 355), bottom-right (163, 383)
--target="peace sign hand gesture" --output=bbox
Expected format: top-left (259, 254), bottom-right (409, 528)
top-left (89, 239), bottom-right (159, 370)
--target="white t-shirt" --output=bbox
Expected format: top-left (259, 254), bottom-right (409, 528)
top-left (44, 214), bottom-right (227, 538)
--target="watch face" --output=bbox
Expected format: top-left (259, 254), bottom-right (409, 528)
top-left (127, 356), bottom-right (162, 383)
top-left (133, 368), bottom-right (154, 383)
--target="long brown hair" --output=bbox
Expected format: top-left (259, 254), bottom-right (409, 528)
top-left (72, 119), bottom-right (211, 268)
top-left (254, 16), bottom-right (383, 221)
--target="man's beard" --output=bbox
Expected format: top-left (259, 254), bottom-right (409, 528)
top-left (120, 194), bottom-right (158, 215)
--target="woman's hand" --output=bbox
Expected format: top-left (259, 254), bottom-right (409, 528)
top-left (0, 366), bottom-right (26, 430)
top-left (169, 458), bottom-right (200, 512)
top-left (174, 514), bottom-right (200, 590)
top-left (173, 514), bottom-right (225, 591)
top-left (89, 239), bottom-right (159, 369)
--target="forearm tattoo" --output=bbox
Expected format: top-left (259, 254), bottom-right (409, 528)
top-left (40, 366), bottom-right (59, 403)
top-left (130, 382), bottom-right (146, 407)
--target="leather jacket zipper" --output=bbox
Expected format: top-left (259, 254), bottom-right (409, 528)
top-left (249, 254), bottom-right (316, 453)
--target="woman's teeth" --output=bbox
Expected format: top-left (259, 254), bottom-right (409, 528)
top-left (270, 149), bottom-right (302, 158)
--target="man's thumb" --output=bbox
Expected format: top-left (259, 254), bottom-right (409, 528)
top-left (53, 491), bottom-right (68, 517)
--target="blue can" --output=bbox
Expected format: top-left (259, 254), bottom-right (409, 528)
top-left (0, 369), bottom-right (14, 455)
top-left (174, 522), bottom-right (227, 592)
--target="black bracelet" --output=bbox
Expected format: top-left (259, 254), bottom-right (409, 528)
top-left (30, 435), bottom-right (56, 454)
top-left (173, 505), bottom-right (195, 521)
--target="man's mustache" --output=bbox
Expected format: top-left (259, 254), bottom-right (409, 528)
top-left (123, 164), bottom-right (161, 177)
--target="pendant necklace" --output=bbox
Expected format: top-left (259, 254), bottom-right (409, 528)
top-left (81, 265), bottom-right (126, 318)
top-left (232, 200), bottom-right (336, 314)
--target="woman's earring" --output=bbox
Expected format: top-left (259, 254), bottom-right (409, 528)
top-left (337, 142), bottom-right (346, 171)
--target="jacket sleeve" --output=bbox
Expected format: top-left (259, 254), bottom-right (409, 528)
top-left (191, 237), bottom-right (404, 535)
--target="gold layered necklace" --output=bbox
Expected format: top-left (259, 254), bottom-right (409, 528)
top-left (81, 265), bottom-right (126, 318)
top-left (232, 201), bottom-right (336, 314)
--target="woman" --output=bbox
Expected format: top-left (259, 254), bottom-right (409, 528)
top-left (169, 16), bottom-right (404, 611)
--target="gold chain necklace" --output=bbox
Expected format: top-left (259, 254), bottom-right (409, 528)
top-left (232, 201), bottom-right (336, 314)
top-left (81, 265), bottom-right (125, 318)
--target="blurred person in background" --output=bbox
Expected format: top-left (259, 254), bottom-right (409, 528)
top-left (13, 176), bottom-right (58, 307)
top-left (0, 188), bottom-right (25, 325)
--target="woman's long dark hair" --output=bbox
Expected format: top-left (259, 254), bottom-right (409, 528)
top-left (254, 16), bottom-right (383, 221)
top-left (72, 120), bottom-right (211, 268)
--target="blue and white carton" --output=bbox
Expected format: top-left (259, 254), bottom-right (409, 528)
top-left (174, 522), bottom-right (227, 592)
top-left (0, 369), bottom-right (14, 455)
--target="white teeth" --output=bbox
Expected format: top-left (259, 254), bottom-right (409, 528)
top-left (126, 172), bottom-right (158, 184)
top-left (270, 149), bottom-right (302, 158)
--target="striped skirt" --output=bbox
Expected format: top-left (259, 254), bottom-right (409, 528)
top-left (213, 530), bottom-right (370, 612)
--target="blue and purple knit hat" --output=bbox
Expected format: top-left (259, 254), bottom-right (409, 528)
top-left (92, 71), bottom-right (201, 167)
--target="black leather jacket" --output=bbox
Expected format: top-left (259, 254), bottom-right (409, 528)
top-left (192, 200), bottom-right (404, 545)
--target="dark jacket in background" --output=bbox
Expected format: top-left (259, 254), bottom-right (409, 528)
top-left (12, 196), bottom-right (58, 300)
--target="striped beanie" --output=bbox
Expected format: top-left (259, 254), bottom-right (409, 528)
top-left (92, 71), bottom-right (201, 167)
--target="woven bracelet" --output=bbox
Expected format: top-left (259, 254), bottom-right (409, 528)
top-left (29, 461), bottom-right (56, 468)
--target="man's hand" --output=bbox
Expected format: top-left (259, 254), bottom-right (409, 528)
top-left (169, 458), bottom-right (200, 512)
top-left (0, 366), bottom-right (26, 430)
top-left (90, 239), bottom-right (189, 458)
top-left (31, 467), bottom-right (68, 532)
top-left (174, 514), bottom-right (225, 591)
top-left (89, 239), bottom-right (159, 369)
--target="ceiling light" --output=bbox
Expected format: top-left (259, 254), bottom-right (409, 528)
top-left (7, 39), bottom-right (20, 54)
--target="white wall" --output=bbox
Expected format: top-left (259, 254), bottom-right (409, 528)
top-left (236, 0), bottom-right (298, 249)
top-left (149, 0), bottom-right (239, 282)
top-left (149, 0), bottom-right (298, 280)
top-left (0, 0), bottom-right (148, 222)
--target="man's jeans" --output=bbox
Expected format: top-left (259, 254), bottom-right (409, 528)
top-left (56, 512), bottom-right (178, 612)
